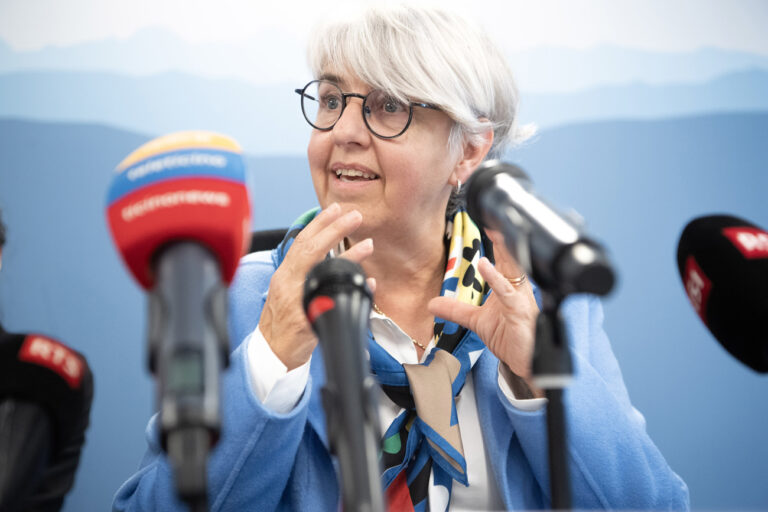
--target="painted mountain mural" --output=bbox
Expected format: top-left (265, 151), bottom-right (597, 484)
top-left (1, 111), bottom-right (767, 510)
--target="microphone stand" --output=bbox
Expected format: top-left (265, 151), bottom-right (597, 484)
top-left (531, 292), bottom-right (573, 511)
top-left (304, 258), bottom-right (384, 512)
top-left (148, 242), bottom-right (231, 512)
top-left (318, 291), bottom-right (384, 512)
top-left (465, 159), bottom-right (616, 510)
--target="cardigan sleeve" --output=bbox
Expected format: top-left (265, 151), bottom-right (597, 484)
top-left (498, 295), bottom-right (690, 511)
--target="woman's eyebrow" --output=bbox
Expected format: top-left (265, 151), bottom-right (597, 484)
top-left (318, 73), bottom-right (345, 86)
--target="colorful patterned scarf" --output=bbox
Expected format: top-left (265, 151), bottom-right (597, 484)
top-left (276, 207), bottom-right (490, 512)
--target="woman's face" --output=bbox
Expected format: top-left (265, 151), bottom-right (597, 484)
top-left (307, 72), bottom-right (459, 240)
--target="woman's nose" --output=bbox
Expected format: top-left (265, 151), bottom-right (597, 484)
top-left (331, 98), bottom-right (372, 147)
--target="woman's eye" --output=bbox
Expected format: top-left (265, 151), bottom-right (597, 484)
top-left (383, 100), bottom-right (402, 113)
top-left (372, 94), bottom-right (406, 115)
top-left (323, 95), bottom-right (342, 110)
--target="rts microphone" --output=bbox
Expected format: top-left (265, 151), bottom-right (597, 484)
top-left (465, 160), bottom-right (614, 297)
top-left (0, 330), bottom-right (93, 511)
top-left (106, 130), bottom-right (251, 507)
top-left (303, 258), bottom-right (384, 512)
top-left (676, 214), bottom-right (768, 373)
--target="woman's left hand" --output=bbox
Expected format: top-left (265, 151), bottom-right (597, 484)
top-left (428, 229), bottom-right (542, 395)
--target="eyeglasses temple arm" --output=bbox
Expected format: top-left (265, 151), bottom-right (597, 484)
top-left (295, 89), bottom-right (317, 101)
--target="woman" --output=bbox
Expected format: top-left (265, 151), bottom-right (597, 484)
top-left (115, 5), bottom-right (689, 511)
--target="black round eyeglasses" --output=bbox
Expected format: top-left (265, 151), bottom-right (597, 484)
top-left (294, 79), bottom-right (440, 139)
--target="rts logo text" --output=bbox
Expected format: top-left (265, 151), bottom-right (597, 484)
top-left (723, 227), bottom-right (768, 259)
top-left (684, 256), bottom-right (712, 324)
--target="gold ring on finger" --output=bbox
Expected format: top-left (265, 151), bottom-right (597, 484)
top-left (506, 274), bottom-right (527, 287)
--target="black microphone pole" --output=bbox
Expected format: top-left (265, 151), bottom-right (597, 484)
top-left (466, 160), bottom-right (616, 511)
top-left (304, 258), bottom-right (384, 512)
top-left (148, 242), bottom-right (231, 512)
top-left (532, 293), bottom-right (573, 511)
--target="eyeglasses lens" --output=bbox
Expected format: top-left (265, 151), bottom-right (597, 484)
top-left (302, 81), bottom-right (340, 130)
top-left (365, 90), bottom-right (410, 138)
top-left (301, 80), bottom-right (412, 138)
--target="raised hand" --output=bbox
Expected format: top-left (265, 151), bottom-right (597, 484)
top-left (259, 203), bottom-right (374, 370)
top-left (428, 229), bottom-right (542, 394)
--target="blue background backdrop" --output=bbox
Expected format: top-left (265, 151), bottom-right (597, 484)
top-left (1, 5), bottom-right (767, 510)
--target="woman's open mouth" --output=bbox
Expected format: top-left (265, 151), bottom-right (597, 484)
top-left (334, 168), bottom-right (380, 182)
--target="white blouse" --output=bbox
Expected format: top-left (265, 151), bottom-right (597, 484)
top-left (245, 308), bottom-right (546, 511)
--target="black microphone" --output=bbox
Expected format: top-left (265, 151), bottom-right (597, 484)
top-left (466, 160), bottom-right (619, 509)
top-left (303, 258), bottom-right (384, 512)
top-left (465, 160), bottom-right (615, 297)
top-left (0, 329), bottom-right (93, 511)
top-left (676, 214), bottom-right (768, 373)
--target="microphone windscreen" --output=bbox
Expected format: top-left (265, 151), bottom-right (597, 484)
top-left (0, 400), bottom-right (52, 508)
top-left (303, 258), bottom-right (371, 322)
top-left (465, 160), bottom-right (530, 231)
top-left (676, 214), bottom-right (768, 372)
top-left (0, 332), bottom-right (93, 454)
top-left (106, 131), bottom-right (251, 289)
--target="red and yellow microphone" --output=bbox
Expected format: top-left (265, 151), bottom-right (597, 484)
top-left (105, 130), bottom-right (252, 508)
top-left (106, 130), bottom-right (251, 289)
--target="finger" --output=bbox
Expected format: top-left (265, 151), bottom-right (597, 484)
top-left (477, 257), bottom-right (524, 308)
top-left (292, 209), bottom-right (363, 261)
top-left (485, 229), bottom-right (524, 279)
top-left (366, 277), bottom-right (377, 295)
top-left (294, 202), bottom-right (342, 241)
top-left (427, 296), bottom-right (479, 333)
top-left (340, 237), bottom-right (374, 264)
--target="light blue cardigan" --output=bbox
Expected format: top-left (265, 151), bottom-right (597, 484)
top-left (113, 249), bottom-right (690, 511)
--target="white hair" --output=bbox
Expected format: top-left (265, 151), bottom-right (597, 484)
top-left (307, 4), bottom-right (534, 159)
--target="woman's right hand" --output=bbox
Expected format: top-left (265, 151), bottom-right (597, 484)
top-left (258, 203), bottom-right (374, 370)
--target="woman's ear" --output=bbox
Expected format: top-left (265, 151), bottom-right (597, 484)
top-left (450, 124), bottom-right (494, 188)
